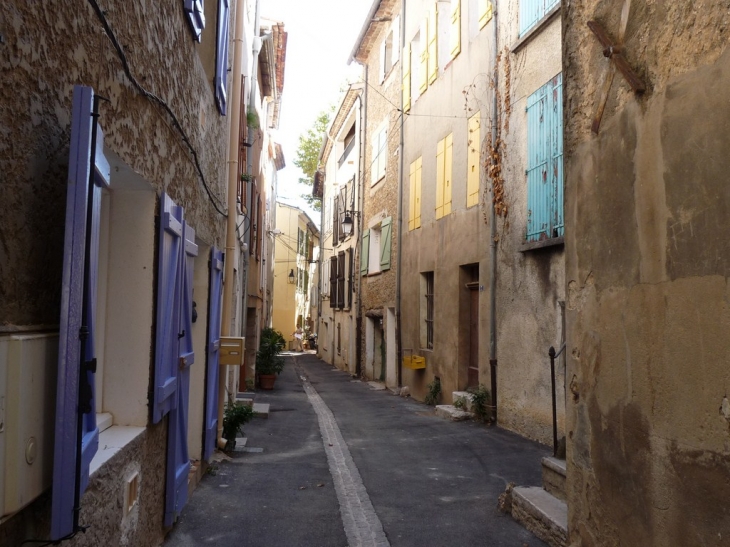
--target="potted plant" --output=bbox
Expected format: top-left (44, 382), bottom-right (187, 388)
top-left (222, 400), bottom-right (255, 451)
top-left (256, 327), bottom-right (286, 390)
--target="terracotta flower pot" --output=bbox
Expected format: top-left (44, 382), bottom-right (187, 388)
top-left (259, 374), bottom-right (276, 390)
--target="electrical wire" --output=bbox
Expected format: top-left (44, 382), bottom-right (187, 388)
top-left (87, 0), bottom-right (228, 217)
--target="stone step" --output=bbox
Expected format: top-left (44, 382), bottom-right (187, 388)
top-left (434, 404), bottom-right (473, 421)
top-left (542, 457), bottom-right (567, 501)
top-left (512, 486), bottom-right (567, 547)
top-left (252, 402), bottom-right (270, 418)
top-left (452, 391), bottom-right (475, 411)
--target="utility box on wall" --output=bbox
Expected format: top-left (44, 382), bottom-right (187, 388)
top-left (0, 334), bottom-right (58, 518)
top-left (219, 337), bottom-right (245, 366)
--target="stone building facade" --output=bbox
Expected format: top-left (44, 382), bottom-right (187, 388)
top-left (564, 1), bottom-right (730, 544)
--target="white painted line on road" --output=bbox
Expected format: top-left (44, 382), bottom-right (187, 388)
top-left (298, 365), bottom-right (390, 547)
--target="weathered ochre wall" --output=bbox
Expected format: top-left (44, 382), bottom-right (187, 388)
top-left (564, 1), bottom-right (730, 545)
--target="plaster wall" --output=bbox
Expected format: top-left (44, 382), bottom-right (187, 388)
top-left (563, 1), bottom-right (730, 544)
top-left (494, 9), bottom-right (566, 443)
top-left (272, 204), bottom-right (300, 337)
top-left (0, 0), bottom-right (231, 543)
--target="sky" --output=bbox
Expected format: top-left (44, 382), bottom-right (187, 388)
top-left (261, 0), bottom-right (374, 225)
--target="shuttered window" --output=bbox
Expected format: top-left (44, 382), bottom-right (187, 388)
top-left (519, 0), bottom-right (558, 36)
top-left (329, 255), bottom-right (338, 307)
top-left (360, 230), bottom-right (370, 275)
top-left (337, 251), bottom-right (346, 308)
top-left (450, 0), bottom-right (461, 59)
top-left (380, 217), bottom-right (392, 271)
top-left (372, 123), bottom-right (388, 185)
top-left (419, 19), bottom-right (429, 94)
top-left (478, 0), bottom-right (493, 30)
top-left (526, 73), bottom-right (563, 242)
top-left (427, 4), bottom-right (438, 84)
top-left (467, 112), bottom-right (480, 207)
top-left (184, 0), bottom-right (206, 42)
top-left (409, 157), bottom-right (422, 230)
top-left (435, 134), bottom-right (453, 219)
top-left (402, 43), bottom-right (412, 113)
top-left (215, 0), bottom-right (230, 115)
top-left (347, 248), bottom-right (354, 308)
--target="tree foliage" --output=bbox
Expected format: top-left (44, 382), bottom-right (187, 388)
top-left (293, 110), bottom-right (330, 211)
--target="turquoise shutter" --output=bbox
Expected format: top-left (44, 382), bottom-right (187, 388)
top-left (380, 217), bottom-right (392, 271)
top-left (526, 73), bottom-right (563, 242)
top-left (361, 229), bottom-right (370, 275)
top-left (52, 85), bottom-right (110, 540)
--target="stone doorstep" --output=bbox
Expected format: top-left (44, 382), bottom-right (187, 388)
top-left (542, 457), bottom-right (567, 501)
top-left (434, 404), bottom-right (474, 421)
top-left (452, 391), bottom-right (475, 412)
top-left (252, 402), bottom-right (270, 418)
top-left (511, 486), bottom-right (567, 547)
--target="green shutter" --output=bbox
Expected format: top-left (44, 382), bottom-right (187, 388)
top-left (380, 218), bottom-right (392, 271)
top-left (361, 229), bottom-right (370, 275)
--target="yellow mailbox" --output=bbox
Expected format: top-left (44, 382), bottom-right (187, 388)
top-left (219, 337), bottom-right (245, 366)
top-left (402, 349), bottom-right (426, 370)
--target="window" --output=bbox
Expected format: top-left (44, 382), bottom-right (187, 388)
top-left (519, 0), bottom-right (558, 36)
top-left (408, 157), bottom-right (422, 230)
top-left (427, 4), bottom-right (438, 84)
top-left (526, 73), bottom-right (563, 242)
top-left (214, 0), bottom-right (230, 115)
top-left (418, 20), bottom-right (429, 94)
top-left (322, 257), bottom-right (330, 300)
top-left (371, 122), bottom-right (388, 184)
top-left (184, 0), bottom-right (206, 42)
top-left (339, 123), bottom-right (356, 167)
top-left (468, 0), bottom-right (493, 38)
top-left (436, 0), bottom-right (460, 70)
top-left (467, 112), bottom-right (480, 207)
top-left (421, 272), bottom-right (434, 349)
top-left (448, 0), bottom-right (461, 60)
top-left (360, 217), bottom-right (392, 276)
top-left (435, 133), bottom-right (453, 219)
top-left (379, 16), bottom-right (400, 82)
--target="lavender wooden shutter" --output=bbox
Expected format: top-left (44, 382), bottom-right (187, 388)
top-left (165, 221), bottom-right (198, 526)
top-left (203, 247), bottom-right (223, 460)
top-left (153, 193), bottom-right (184, 424)
top-left (52, 85), bottom-right (110, 541)
top-left (184, 0), bottom-right (206, 42)
top-left (215, 0), bottom-right (230, 115)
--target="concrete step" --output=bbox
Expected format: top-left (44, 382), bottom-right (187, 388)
top-left (452, 391), bottom-right (475, 411)
top-left (252, 402), bottom-right (270, 418)
top-left (512, 486), bottom-right (567, 547)
top-left (542, 457), bottom-right (567, 501)
top-left (435, 404), bottom-right (473, 421)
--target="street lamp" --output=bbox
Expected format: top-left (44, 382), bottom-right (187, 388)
top-left (340, 210), bottom-right (360, 237)
top-left (288, 269), bottom-right (295, 284)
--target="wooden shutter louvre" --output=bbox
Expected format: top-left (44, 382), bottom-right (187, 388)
top-left (428, 4), bottom-right (438, 84)
top-left (380, 217), bottom-right (392, 271)
top-left (329, 256), bottom-right (338, 307)
top-left (361, 229), bottom-right (370, 275)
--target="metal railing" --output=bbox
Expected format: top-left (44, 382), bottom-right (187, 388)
top-left (548, 342), bottom-right (566, 457)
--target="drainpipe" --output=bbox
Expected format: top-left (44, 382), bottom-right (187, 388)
top-left (395, 0), bottom-right (406, 389)
top-left (218, 0), bottom-right (247, 449)
top-left (355, 79), bottom-right (366, 377)
top-left (489, 2), bottom-right (499, 423)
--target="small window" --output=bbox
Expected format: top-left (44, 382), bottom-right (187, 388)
top-left (519, 0), bottom-right (558, 36)
top-left (339, 123), bottom-right (357, 167)
top-left (421, 272), bottom-right (434, 349)
top-left (379, 16), bottom-right (401, 82)
top-left (371, 122), bottom-right (388, 184)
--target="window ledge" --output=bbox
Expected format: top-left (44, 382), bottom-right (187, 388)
top-left (90, 425), bottom-right (145, 477)
top-left (511, 4), bottom-right (561, 54)
top-left (519, 236), bottom-right (564, 253)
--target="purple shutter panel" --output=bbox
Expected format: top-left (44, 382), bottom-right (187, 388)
top-left (203, 247), bottom-right (223, 461)
top-left (184, 0), bottom-right (206, 42)
top-left (215, 0), bottom-right (230, 115)
top-left (153, 193), bottom-right (184, 424)
top-left (52, 85), bottom-right (110, 541)
top-left (165, 222), bottom-right (198, 526)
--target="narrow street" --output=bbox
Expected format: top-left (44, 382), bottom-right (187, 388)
top-left (164, 353), bottom-right (549, 547)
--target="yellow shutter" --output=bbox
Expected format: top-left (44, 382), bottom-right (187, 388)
top-left (419, 19), bottom-right (429, 94)
top-left (436, 138), bottom-right (445, 219)
top-left (415, 157), bottom-right (422, 228)
top-left (409, 160), bottom-right (416, 231)
top-left (479, 0), bottom-right (493, 29)
top-left (403, 43), bottom-right (412, 113)
top-left (467, 113), bottom-right (480, 207)
top-left (450, 0), bottom-right (461, 59)
top-left (428, 4), bottom-right (438, 84)
top-left (444, 133), bottom-right (453, 215)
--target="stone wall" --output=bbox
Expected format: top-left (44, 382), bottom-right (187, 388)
top-left (564, 1), bottom-right (730, 544)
